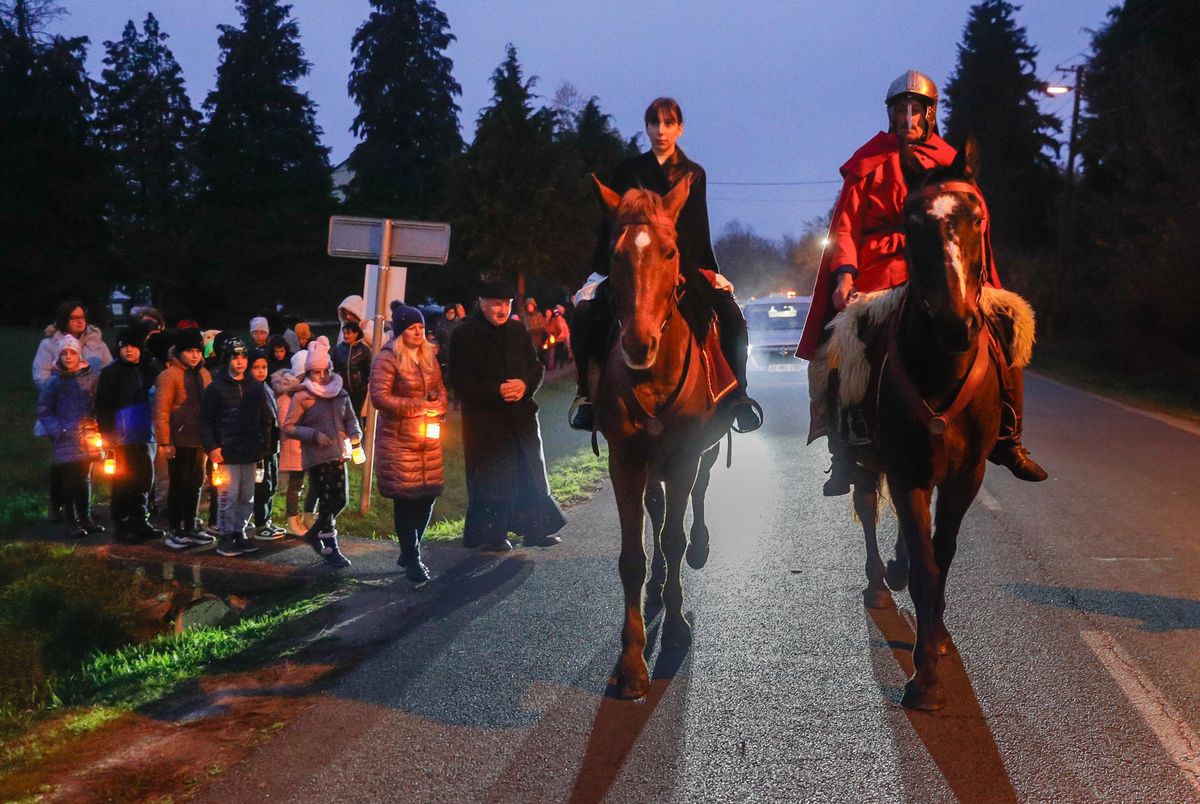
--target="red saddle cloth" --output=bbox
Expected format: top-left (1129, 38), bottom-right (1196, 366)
top-left (700, 320), bottom-right (738, 405)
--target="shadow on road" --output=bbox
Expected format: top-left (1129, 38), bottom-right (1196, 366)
top-left (563, 637), bottom-right (692, 804)
top-left (1007, 583), bottom-right (1200, 632)
top-left (866, 604), bottom-right (1017, 803)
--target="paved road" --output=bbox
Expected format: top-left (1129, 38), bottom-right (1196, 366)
top-left (204, 370), bottom-right (1200, 802)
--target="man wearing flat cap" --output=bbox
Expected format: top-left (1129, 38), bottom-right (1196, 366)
top-left (448, 280), bottom-right (566, 551)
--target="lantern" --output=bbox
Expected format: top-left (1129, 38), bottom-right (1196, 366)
top-left (103, 454), bottom-right (117, 475)
top-left (425, 421), bottom-right (441, 440)
top-left (212, 463), bottom-right (227, 487)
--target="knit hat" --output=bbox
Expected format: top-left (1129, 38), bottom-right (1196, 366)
top-left (116, 323), bottom-right (148, 350)
top-left (221, 337), bottom-right (248, 364)
top-left (290, 349), bottom-right (308, 375)
top-left (293, 322), bottom-right (311, 342)
top-left (249, 316), bottom-right (269, 334)
top-left (57, 334), bottom-right (81, 358)
top-left (478, 279), bottom-right (516, 299)
top-left (390, 301), bottom-right (424, 334)
top-left (306, 339), bottom-right (331, 371)
top-left (176, 327), bottom-right (205, 353)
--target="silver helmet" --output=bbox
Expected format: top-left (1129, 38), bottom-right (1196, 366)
top-left (885, 70), bottom-right (939, 140)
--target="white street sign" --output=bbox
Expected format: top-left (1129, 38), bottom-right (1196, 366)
top-left (327, 216), bottom-right (451, 264)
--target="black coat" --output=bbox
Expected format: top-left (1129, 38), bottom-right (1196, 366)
top-left (96, 357), bottom-right (161, 445)
top-left (199, 370), bottom-right (276, 464)
top-left (448, 310), bottom-right (566, 543)
top-left (333, 340), bottom-right (371, 415)
top-left (592, 147), bottom-right (719, 333)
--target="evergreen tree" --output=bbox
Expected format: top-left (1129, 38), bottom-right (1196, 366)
top-left (193, 0), bottom-right (334, 321)
top-left (444, 45), bottom-right (590, 299)
top-left (559, 96), bottom-right (640, 179)
top-left (94, 14), bottom-right (199, 302)
top-left (346, 0), bottom-right (461, 219)
top-left (0, 0), bottom-right (108, 323)
top-left (1072, 0), bottom-right (1200, 393)
top-left (944, 0), bottom-right (1062, 250)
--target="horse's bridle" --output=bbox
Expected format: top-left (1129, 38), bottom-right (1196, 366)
top-left (610, 216), bottom-right (685, 335)
top-left (903, 179), bottom-right (992, 304)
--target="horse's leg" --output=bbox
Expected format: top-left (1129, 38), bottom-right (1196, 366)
top-left (891, 481), bottom-right (944, 711)
top-left (644, 480), bottom-right (666, 608)
top-left (610, 447), bottom-right (652, 699)
top-left (661, 454), bottom-right (701, 650)
top-left (884, 478), bottom-right (910, 591)
top-left (854, 467), bottom-right (890, 609)
top-left (686, 444), bottom-right (718, 569)
top-left (929, 468), bottom-right (983, 656)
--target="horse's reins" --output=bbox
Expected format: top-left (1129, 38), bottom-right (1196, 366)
top-left (886, 179), bottom-right (994, 474)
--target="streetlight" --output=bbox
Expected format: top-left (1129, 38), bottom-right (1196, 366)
top-left (1046, 65), bottom-right (1085, 256)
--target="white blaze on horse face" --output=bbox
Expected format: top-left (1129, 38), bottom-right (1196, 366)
top-left (945, 236), bottom-right (966, 300)
top-left (929, 193), bottom-right (959, 221)
top-left (634, 230), bottom-right (651, 251)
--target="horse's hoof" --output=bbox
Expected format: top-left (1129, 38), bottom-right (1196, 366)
top-left (615, 665), bottom-right (650, 700)
top-left (884, 560), bottom-right (909, 592)
top-left (862, 586), bottom-right (893, 610)
top-left (685, 538), bottom-right (710, 570)
top-left (662, 617), bottom-right (693, 650)
top-left (901, 678), bottom-right (945, 712)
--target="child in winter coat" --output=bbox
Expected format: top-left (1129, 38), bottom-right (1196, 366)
top-left (250, 351), bottom-right (285, 540)
top-left (36, 335), bottom-right (103, 538)
top-left (199, 338), bottom-right (276, 557)
top-left (271, 349), bottom-right (310, 535)
top-left (333, 321), bottom-right (371, 421)
top-left (283, 339), bottom-right (362, 568)
top-left (95, 325), bottom-right (164, 543)
top-left (154, 327), bottom-right (213, 549)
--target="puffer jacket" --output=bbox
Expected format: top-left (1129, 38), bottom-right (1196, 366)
top-left (282, 377), bottom-right (362, 470)
top-left (270, 369), bottom-right (305, 472)
top-left (37, 365), bottom-right (99, 464)
top-left (154, 350), bottom-right (212, 448)
top-left (199, 370), bottom-right (276, 464)
top-left (369, 340), bottom-right (448, 499)
top-left (333, 340), bottom-right (371, 415)
top-left (95, 357), bottom-right (161, 446)
top-left (32, 323), bottom-right (113, 385)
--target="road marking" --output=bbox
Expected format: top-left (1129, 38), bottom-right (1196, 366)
top-left (1081, 629), bottom-right (1200, 795)
top-left (1031, 373), bottom-right (1200, 438)
top-left (976, 486), bottom-right (1001, 511)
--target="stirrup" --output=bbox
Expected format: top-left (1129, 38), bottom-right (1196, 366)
top-left (568, 396), bottom-right (594, 431)
top-left (730, 397), bottom-right (764, 434)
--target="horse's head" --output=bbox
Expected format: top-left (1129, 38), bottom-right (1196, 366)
top-left (593, 174), bottom-right (691, 370)
top-left (901, 136), bottom-right (988, 354)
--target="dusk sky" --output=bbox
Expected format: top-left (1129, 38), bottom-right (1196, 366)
top-left (54, 1), bottom-right (1114, 240)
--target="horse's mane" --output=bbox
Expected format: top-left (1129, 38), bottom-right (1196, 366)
top-left (616, 188), bottom-right (667, 227)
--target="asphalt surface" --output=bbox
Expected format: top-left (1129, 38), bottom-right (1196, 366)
top-left (202, 368), bottom-right (1200, 803)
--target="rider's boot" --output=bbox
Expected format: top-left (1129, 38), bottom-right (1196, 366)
top-left (714, 291), bottom-right (763, 433)
top-left (569, 298), bottom-right (603, 431)
top-left (988, 363), bottom-right (1048, 481)
top-left (822, 368), bottom-right (853, 496)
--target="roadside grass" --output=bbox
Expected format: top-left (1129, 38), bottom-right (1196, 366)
top-left (1, 327), bottom-right (57, 530)
top-left (56, 591), bottom-right (331, 711)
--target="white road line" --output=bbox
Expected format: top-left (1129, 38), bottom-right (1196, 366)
top-left (1031, 372), bottom-right (1200, 438)
top-left (1081, 629), bottom-right (1200, 795)
top-left (976, 486), bottom-right (1001, 511)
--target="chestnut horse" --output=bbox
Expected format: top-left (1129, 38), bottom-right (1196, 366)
top-left (851, 138), bottom-right (1001, 711)
top-left (591, 175), bottom-right (735, 700)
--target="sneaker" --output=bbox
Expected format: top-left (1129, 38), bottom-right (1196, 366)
top-left (185, 527), bottom-right (216, 545)
top-left (215, 537), bottom-right (242, 557)
top-left (203, 521), bottom-right (222, 537)
top-left (164, 531), bottom-right (197, 550)
top-left (80, 517), bottom-right (105, 535)
top-left (254, 523), bottom-right (287, 541)
top-left (233, 536), bottom-right (260, 554)
top-left (405, 559), bottom-right (431, 584)
top-left (65, 520), bottom-right (88, 539)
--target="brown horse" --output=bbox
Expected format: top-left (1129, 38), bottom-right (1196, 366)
top-left (848, 138), bottom-right (1001, 711)
top-left (591, 175), bottom-right (735, 700)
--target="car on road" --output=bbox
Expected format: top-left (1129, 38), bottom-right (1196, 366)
top-left (742, 293), bottom-right (811, 374)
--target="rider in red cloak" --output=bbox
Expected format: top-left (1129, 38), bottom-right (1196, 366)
top-left (798, 71), bottom-right (1047, 494)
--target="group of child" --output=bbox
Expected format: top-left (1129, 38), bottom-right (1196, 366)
top-left (37, 311), bottom-right (365, 568)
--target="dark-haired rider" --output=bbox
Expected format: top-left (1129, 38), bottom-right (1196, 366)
top-left (569, 97), bottom-right (762, 435)
top-left (796, 70), bottom-right (1047, 495)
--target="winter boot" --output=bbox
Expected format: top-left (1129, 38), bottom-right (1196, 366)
top-left (286, 514), bottom-right (306, 536)
top-left (715, 295), bottom-right (763, 433)
top-left (317, 530), bottom-right (351, 568)
top-left (988, 364), bottom-right (1048, 482)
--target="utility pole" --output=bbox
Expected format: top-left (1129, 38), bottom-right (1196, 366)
top-left (1058, 64), bottom-right (1085, 258)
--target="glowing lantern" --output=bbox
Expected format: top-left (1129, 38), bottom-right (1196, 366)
top-left (103, 455), bottom-right (117, 475)
top-left (425, 421), bottom-right (441, 440)
top-left (212, 464), bottom-right (227, 487)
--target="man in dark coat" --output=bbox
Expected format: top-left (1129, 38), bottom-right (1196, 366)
top-left (448, 280), bottom-right (566, 551)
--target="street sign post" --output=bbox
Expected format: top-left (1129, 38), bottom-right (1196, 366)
top-left (327, 216), bottom-right (450, 514)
